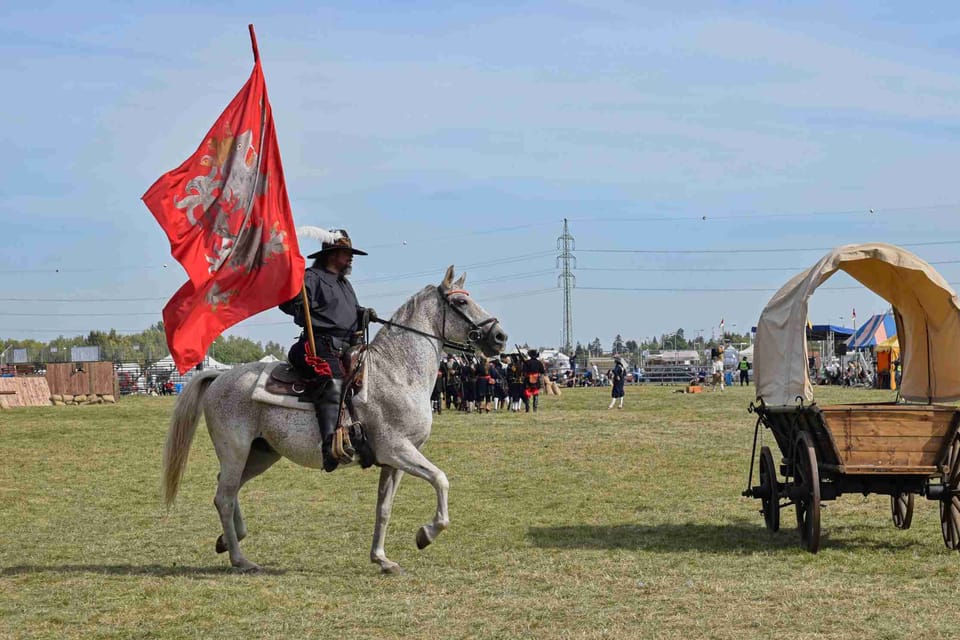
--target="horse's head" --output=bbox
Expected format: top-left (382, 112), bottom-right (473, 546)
top-left (437, 265), bottom-right (508, 357)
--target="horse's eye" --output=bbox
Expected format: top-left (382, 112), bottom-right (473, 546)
top-left (455, 298), bottom-right (468, 307)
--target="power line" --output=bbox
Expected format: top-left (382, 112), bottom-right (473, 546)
top-left (350, 250), bottom-right (555, 284)
top-left (364, 221), bottom-right (556, 250)
top-left (577, 239), bottom-right (960, 255)
top-left (569, 203), bottom-right (960, 224)
top-left (577, 283), bottom-right (960, 293)
top-left (0, 296), bottom-right (169, 303)
top-left (574, 258), bottom-right (960, 274)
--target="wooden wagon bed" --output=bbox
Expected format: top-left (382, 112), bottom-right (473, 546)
top-left (758, 403), bottom-right (960, 476)
top-left (747, 400), bottom-right (960, 553)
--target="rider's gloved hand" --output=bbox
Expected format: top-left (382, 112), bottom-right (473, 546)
top-left (366, 307), bottom-right (378, 322)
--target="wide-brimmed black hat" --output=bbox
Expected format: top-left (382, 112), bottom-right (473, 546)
top-left (306, 229), bottom-right (368, 259)
top-left (527, 349), bottom-right (539, 358)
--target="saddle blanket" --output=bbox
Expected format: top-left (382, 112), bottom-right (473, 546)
top-left (251, 362), bottom-right (313, 411)
top-left (251, 361), bottom-right (372, 410)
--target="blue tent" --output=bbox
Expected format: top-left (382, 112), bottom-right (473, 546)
top-left (846, 313), bottom-right (897, 349)
top-left (807, 324), bottom-right (854, 341)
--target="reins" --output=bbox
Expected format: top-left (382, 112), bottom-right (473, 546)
top-left (371, 287), bottom-right (497, 353)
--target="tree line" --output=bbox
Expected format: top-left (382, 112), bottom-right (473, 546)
top-left (1, 322), bottom-right (286, 366)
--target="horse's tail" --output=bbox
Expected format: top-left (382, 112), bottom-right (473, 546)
top-left (162, 369), bottom-right (223, 506)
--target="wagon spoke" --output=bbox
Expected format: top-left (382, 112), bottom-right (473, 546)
top-left (891, 493), bottom-right (914, 530)
top-left (793, 431), bottom-right (821, 553)
top-left (940, 494), bottom-right (960, 550)
top-left (759, 446), bottom-right (780, 533)
top-left (950, 436), bottom-right (960, 489)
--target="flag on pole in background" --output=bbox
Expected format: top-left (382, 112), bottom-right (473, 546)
top-left (720, 317), bottom-right (725, 332)
top-left (142, 27), bottom-right (304, 373)
top-left (852, 308), bottom-right (857, 320)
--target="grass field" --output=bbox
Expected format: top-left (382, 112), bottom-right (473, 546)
top-left (4, 383), bottom-right (960, 639)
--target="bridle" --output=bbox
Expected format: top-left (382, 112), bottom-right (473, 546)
top-left (372, 287), bottom-right (499, 353)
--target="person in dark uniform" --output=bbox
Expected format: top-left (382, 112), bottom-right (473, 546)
top-left (279, 228), bottom-right (375, 472)
top-left (476, 358), bottom-right (492, 413)
top-left (431, 366), bottom-right (443, 414)
top-left (442, 354), bottom-right (461, 410)
top-left (460, 356), bottom-right (476, 412)
top-left (507, 354), bottom-right (524, 411)
top-left (608, 356), bottom-right (626, 409)
top-left (491, 357), bottom-right (508, 411)
top-left (521, 349), bottom-right (546, 413)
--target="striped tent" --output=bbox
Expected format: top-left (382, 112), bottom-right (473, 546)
top-left (845, 313), bottom-right (897, 349)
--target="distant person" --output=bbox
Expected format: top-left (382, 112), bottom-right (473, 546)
top-left (738, 356), bottom-right (750, 386)
top-left (712, 355), bottom-right (724, 391)
top-left (608, 356), bottom-right (626, 409)
top-left (431, 367), bottom-right (443, 414)
top-left (522, 349), bottom-right (546, 412)
top-left (504, 354), bottom-right (522, 411)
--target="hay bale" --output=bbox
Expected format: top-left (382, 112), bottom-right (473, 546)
top-left (62, 394), bottom-right (74, 404)
top-left (52, 400), bottom-right (65, 406)
top-left (102, 394), bottom-right (116, 404)
top-left (75, 394), bottom-right (87, 403)
top-left (51, 394), bottom-right (63, 403)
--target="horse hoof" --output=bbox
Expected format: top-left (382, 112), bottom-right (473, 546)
top-left (215, 535), bottom-right (227, 554)
top-left (381, 562), bottom-right (403, 575)
top-left (233, 561), bottom-right (261, 574)
top-left (416, 527), bottom-right (433, 550)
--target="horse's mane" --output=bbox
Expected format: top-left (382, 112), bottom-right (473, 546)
top-left (370, 285), bottom-right (437, 349)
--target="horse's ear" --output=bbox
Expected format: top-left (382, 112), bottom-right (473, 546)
top-left (453, 272), bottom-right (466, 289)
top-left (440, 265), bottom-right (455, 290)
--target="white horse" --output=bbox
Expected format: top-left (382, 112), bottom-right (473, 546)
top-left (162, 266), bottom-right (508, 573)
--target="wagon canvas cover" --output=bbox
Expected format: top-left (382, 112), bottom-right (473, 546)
top-left (755, 243), bottom-right (960, 405)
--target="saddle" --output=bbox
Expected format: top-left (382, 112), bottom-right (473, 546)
top-left (264, 345), bottom-right (367, 400)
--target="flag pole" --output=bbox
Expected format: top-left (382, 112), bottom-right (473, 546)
top-left (300, 286), bottom-right (317, 357)
top-left (248, 24), bottom-right (260, 63)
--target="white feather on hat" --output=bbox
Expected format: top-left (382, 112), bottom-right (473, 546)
top-left (296, 226), bottom-right (343, 245)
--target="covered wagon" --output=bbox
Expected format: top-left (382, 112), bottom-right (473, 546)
top-left (743, 243), bottom-right (960, 552)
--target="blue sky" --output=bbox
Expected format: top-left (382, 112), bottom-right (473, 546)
top-left (3, 1), bottom-right (960, 353)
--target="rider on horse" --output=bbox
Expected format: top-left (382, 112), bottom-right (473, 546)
top-left (279, 228), bottom-right (376, 472)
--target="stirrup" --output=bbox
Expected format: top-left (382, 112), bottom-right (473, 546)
top-left (331, 426), bottom-right (355, 465)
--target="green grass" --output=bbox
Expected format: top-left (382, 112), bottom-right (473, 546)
top-left (3, 384), bottom-right (960, 639)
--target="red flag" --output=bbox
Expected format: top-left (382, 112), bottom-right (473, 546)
top-left (143, 30), bottom-right (304, 373)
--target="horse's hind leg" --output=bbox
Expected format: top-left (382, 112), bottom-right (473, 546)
top-left (371, 466), bottom-right (405, 574)
top-left (213, 447), bottom-right (274, 573)
top-left (216, 444), bottom-right (281, 555)
top-left (377, 442), bottom-right (450, 552)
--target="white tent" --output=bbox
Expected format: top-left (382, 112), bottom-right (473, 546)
top-left (755, 243), bottom-right (960, 405)
top-left (739, 344), bottom-right (754, 360)
top-left (258, 354), bottom-right (280, 363)
top-left (150, 354), bottom-right (233, 372)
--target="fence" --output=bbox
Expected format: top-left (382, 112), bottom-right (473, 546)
top-left (46, 362), bottom-right (118, 397)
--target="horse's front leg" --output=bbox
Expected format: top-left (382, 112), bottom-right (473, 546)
top-left (379, 442), bottom-right (450, 551)
top-left (371, 466), bottom-right (405, 574)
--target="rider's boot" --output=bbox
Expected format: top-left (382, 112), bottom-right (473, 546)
top-left (312, 379), bottom-right (343, 473)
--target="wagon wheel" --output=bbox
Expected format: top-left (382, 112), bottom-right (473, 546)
top-left (793, 431), bottom-right (821, 553)
top-left (891, 493), bottom-right (914, 530)
top-left (759, 446), bottom-right (780, 532)
top-left (940, 430), bottom-right (960, 550)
